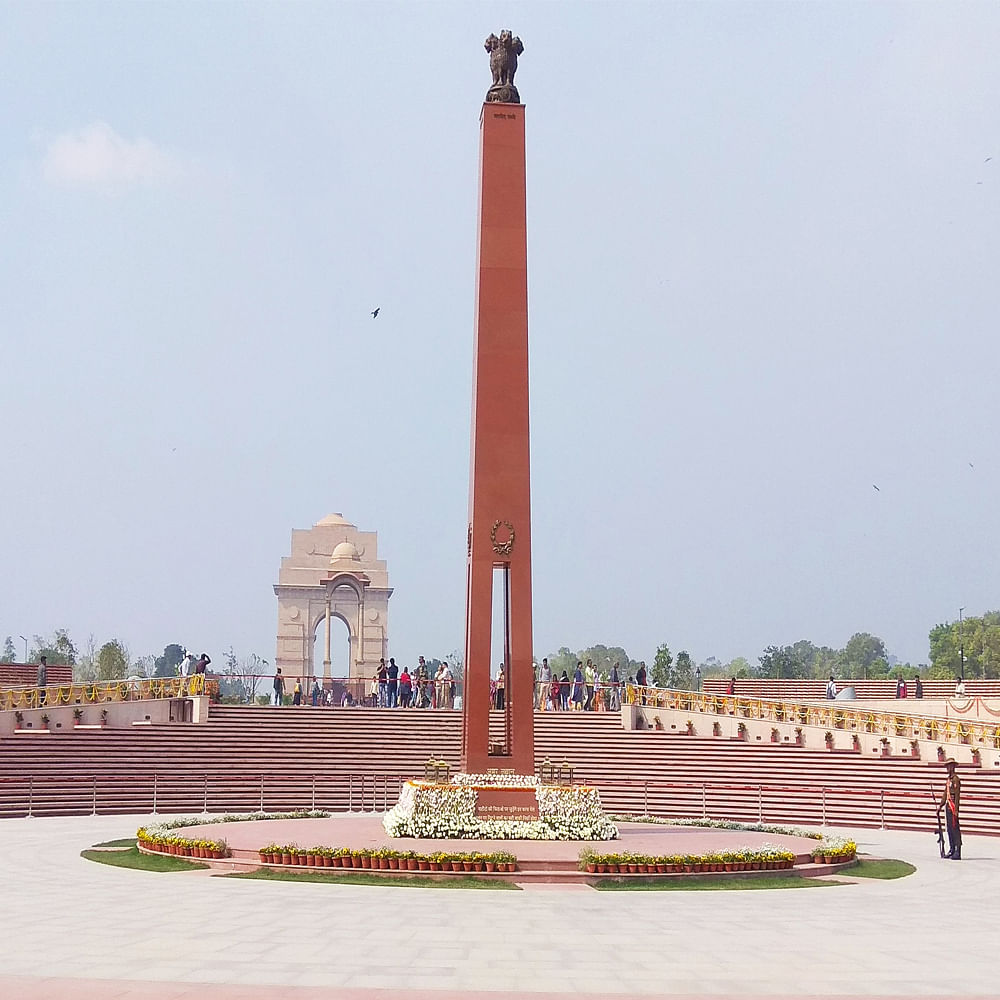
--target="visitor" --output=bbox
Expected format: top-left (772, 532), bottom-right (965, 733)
top-left (341, 689), bottom-right (355, 707)
top-left (825, 675), bottom-right (837, 700)
top-left (272, 668), bottom-right (284, 706)
top-left (179, 650), bottom-right (194, 678)
top-left (194, 652), bottom-right (211, 675)
top-left (37, 655), bottom-right (47, 706)
top-left (399, 664), bottom-right (412, 708)
top-left (726, 677), bottom-right (736, 696)
top-left (310, 679), bottom-right (321, 707)
top-left (584, 659), bottom-right (595, 711)
top-left (915, 676), bottom-right (924, 699)
top-left (495, 663), bottom-right (505, 710)
top-left (292, 680), bottom-right (302, 706)
top-left (415, 657), bottom-right (427, 707)
top-left (559, 670), bottom-right (570, 711)
top-left (387, 657), bottom-right (399, 707)
top-left (609, 661), bottom-right (621, 711)
top-left (593, 670), bottom-right (604, 712)
top-left (955, 676), bottom-right (966, 697)
top-left (636, 661), bottom-right (648, 705)
top-left (369, 673), bottom-right (379, 707)
top-left (572, 661), bottom-right (584, 711)
top-left (625, 676), bottom-right (636, 705)
top-left (377, 658), bottom-right (388, 708)
top-left (538, 658), bottom-right (551, 711)
top-left (549, 671), bottom-right (560, 711)
top-left (896, 675), bottom-right (907, 699)
top-left (939, 758), bottom-right (962, 860)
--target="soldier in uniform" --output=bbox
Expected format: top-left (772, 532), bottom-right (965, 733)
top-left (940, 759), bottom-right (962, 860)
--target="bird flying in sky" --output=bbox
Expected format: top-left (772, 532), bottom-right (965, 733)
top-left (371, 307), bottom-right (380, 318)
top-left (872, 484), bottom-right (880, 492)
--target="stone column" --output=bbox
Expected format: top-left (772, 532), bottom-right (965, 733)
top-left (323, 599), bottom-right (332, 680)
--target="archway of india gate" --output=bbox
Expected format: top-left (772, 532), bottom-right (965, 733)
top-left (273, 512), bottom-right (392, 684)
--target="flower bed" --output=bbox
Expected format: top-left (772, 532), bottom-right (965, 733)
top-left (383, 778), bottom-right (618, 840)
top-left (136, 827), bottom-right (229, 859)
top-left (254, 845), bottom-right (518, 873)
top-left (580, 843), bottom-right (797, 874)
top-left (810, 837), bottom-right (857, 864)
top-left (609, 815), bottom-right (824, 840)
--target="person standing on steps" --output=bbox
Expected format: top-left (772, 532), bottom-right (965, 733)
top-left (272, 668), bottom-right (284, 706)
top-left (37, 655), bottom-right (48, 706)
top-left (387, 657), bottom-right (399, 708)
top-left (915, 676), bottom-right (924, 699)
top-left (825, 675), bottom-right (837, 700)
top-left (939, 759), bottom-right (962, 860)
top-left (377, 658), bottom-right (388, 707)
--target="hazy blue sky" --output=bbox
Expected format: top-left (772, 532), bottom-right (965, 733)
top-left (2, 2), bottom-right (997, 672)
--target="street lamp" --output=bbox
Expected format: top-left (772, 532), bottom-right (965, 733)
top-left (18, 635), bottom-right (27, 664)
top-left (959, 608), bottom-right (965, 679)
top-left (695, 665), bottom-right (701, 692)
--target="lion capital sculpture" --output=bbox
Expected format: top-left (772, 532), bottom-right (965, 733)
top-left (485, 30), bottom-right (523, 104)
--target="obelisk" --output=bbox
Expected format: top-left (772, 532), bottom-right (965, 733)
top-left (462, 30), bottom-right (534, 776)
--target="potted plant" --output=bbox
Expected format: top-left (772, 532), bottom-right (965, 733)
top-left (937, 745), bottom-right (946, 762)
top-left (852, 734), bottom-right (861, 752)
top-left (971, 747), bottom-right (982, 766)
top-left (737, 722), bottom-right (748, 741)
top-left (40, 714), bottom-right (50, 730)
top-left (824, 731), bottom-right (834, 749)
top-left (14, 711), bottom-right (23, 729)
top-left (770, 727), bottom-right (780, 744)
top-left (73, 708), bottom-right (84, 725)
top-left (712, 721), bottom-right (722, 737)
top-left (880, 737), bottom-right (891, 758)
top-left (100, 709), bottom-right (108, 727)
top-left (794, 727), bottom-right (804, 746)
top-left (685, 720), bottom-right (695, 736)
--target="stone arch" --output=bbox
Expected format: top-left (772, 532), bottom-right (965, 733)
top-left (274, 513), bottom-right (392, 685)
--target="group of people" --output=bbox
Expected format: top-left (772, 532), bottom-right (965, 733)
top-left (532, 658), bottom-right (631, 712)
top-left (371, 657), bottom-right (456, 709)
top-left (179, 650), bottom-right (211, 677)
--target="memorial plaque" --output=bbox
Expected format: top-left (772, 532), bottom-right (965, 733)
top-left (473, 787), bottom-right (540, 822)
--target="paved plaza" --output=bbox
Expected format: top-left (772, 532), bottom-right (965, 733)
top-left (0, 813), bottom-right (995, 998)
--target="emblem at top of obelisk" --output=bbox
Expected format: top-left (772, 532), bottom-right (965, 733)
top-left (485, 30), bottom-right (523, 104)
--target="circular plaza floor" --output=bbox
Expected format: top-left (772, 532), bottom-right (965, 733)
top-left (0, 812), bottom-right (995, 1000)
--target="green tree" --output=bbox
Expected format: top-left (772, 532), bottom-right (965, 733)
top-left (1, 636), bottom-right (15, 663)
top-left (756, 645), bottom-right (803, 678)
top-left (673, 650), bottom-right (694, 689)
top-left (95, 639), bottom-right (130, 681)
top-left (841, 632), bottom-right (888, 679)
top-left (577, 645), bottom-right (631, 678)
top-left (649, 644), bottom-right (672, 687)
top-left (725, 656), bottom-right (752, 679)
top-left (929, 612), bottom-right (1000, 679)
top-left (153, 643), bottom-right (185, 677)
top-left (31, 629), bottom-right (78, 666)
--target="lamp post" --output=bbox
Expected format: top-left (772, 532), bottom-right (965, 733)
top-left (959, 607), bottom-right (965, 680)
top-left (18, 635), bottom-right (27, 664)
top-left (695, 665), bottom-right (701, 692)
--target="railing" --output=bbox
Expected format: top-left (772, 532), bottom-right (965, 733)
top-left (1, 770), bottom-right (997, 835)
top-left (635, 687), bottom-right (1000, 751)
top-left (0, 674), bottom-right (213, 712)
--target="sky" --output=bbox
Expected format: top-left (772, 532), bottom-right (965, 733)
top-left (1, 2), bottom-right (998, 672)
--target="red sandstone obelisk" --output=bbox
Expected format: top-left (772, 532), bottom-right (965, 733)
top-left (462, 32), bottom-right (534, 776)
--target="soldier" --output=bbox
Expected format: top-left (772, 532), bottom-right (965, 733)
top-left (939, 759), bottom-right (962, 860)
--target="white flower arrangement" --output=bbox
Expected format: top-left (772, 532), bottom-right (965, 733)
top-left (608, 815), bottom-right (824, 841)
top-left (383, 780), bottom-right (618, 840)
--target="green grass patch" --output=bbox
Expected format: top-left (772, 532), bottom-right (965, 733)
top-left (849, 858), bottom-right (915, 880)
top-left (224, 867), bottom-right (520, 890)
top-left (594, 874), bottom-right (844, 891)
top-left (81, 847), bottom-right (208, 873)
top-left (90, 838), bottom-right (136, 848)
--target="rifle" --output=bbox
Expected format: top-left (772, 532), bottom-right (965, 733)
top-left (931, 782), bottom-right (946, 857)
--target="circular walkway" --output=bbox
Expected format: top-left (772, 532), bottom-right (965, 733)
top-left (0, 812), bottom-right (995, 999)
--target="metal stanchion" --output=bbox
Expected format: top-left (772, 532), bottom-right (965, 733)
top-left (348, 774), bottom-right (354, 813)
top-left (880, 789), bottom-right (886, 829)
top-left (702, 783), bottom-right (707, 818)
top-left (27, 775), bottom-right (33, 818)
top-left (821, 787), bottom-right (826, 828)
top-left (758, 784), bottom-right (763, 822)
top-left (259, 773), bottom-right (265, 813)
top-left (203, 773), bottom-right (209, 814)
top-left (311, 774), bottom-right (316, 812)
top-left (92, 774), bottom-right (98, 815)
top-left (643, 780), bottom-right (648, 816)
top-left (152, 773), bottom-right (158, 815)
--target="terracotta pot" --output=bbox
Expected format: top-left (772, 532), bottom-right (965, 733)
top-left (463, 862), bottom-right (473, 872)
top-left (586, 864), bottom-right (596, 874)
top-left (725, 864), bottom-right (733, 872)
top-left (628, 864), bottom-right (638, 873)
top-left (431, 862), bottom-right (441, 871)
top-left (349, 856), bottom-right (360, 868)
top-left (389, 858), bottom-right (399, 869)
top-left (407, 859), bottom-right (417, 870)
top-left (597, 864), bottom-right (608, 873)
top-left (259, 852), bottom-right (268, 863)
top-left (440, 860), bottom-right (451, 871)
top-left (323, 856), bottom-right (332, 867)
top-left (638, 864), bottom-right (649, 873)
top-left (418, 860), bottom-right (429, 870)
top-left (506, 863), bottom-right (515, 872)
top-left (656, 863), bottom-right (667, 873)
top-left (684, 865), bottom-right (693, 873)
top-left (282, 853), bottom-right (292, 865)
top-left (380, 858), bottom-right (389, 869)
